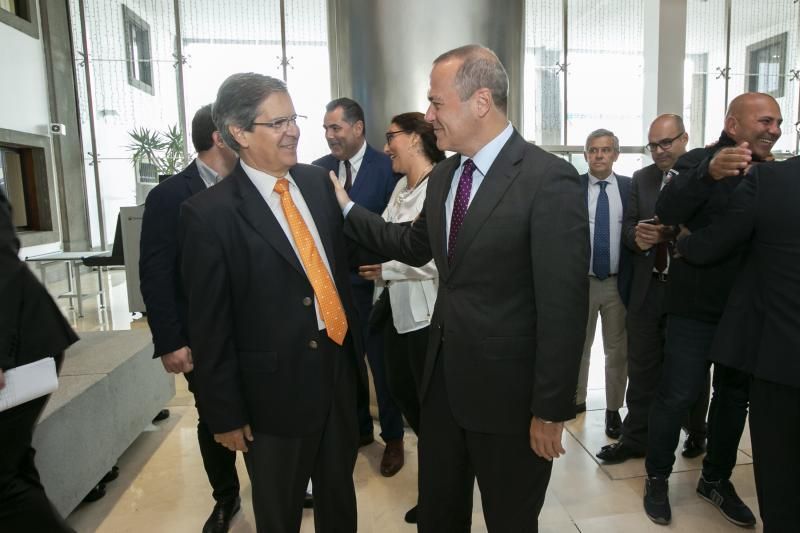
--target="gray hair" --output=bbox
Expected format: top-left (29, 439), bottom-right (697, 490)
top-left (585, 128), bottom-right (620, 152)
top-left (212, 73), bottom-right (288, 152)
top-left (434, 44), bottom-right (509, 112)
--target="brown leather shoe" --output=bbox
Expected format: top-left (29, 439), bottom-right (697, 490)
top-left (380, 439), bottom-right (404, 477)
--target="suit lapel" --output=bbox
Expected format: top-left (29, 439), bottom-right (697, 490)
top-left (429, 155), bottom-right (461, 279)
top-left (233, 166), bottom-right (305, 276)
top-left (448, 133), bottom-right (525, 273)
top-left (349, 144), bottom-right (372, 200)
top-left (292, 167), bottom-right (338, 272)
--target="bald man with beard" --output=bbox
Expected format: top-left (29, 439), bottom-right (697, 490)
top-left (641, 93), bottom-right (782, 527)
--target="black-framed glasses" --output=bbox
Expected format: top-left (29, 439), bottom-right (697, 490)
top-left (252, 114), bottom-right (306, 132)
top-left (645, 131), bottom-right (685, 153)
top-left (385, 130), bottom-right (407, 143)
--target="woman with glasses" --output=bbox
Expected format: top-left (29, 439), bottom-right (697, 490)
top-left (356, 112), bottom-right (445, 524)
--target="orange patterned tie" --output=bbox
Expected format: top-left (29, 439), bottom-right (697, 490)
top-left (273, 178), bottom-right (347, 345)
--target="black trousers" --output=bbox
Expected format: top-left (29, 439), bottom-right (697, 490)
top-left (622, 280), bottom-right (710, 453)
top-left (242, 335), bottom-right (359, 533)
top-left (382, 307), bottom-right (428, 435)
top-left (0, 376), bottom-right (74, 533)
top-left (749, 376), bottom-right (800, 532)
top-left (186, 373), bottom-right (240, 503)
top-left (418, 353), bottom-right (552, 533)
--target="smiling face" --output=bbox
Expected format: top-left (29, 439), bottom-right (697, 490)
top-left (383, 123), bottom-right (415, 175)
top-left (726, 94), bottom-right (783, 160)
top-left (233, 91), bottom-right (299, 176)
top-left (424, 58), bottom-right (476, 154)
top-left (323, 106), bottom-right (364, 161)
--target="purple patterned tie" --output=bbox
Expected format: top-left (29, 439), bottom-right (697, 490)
top-left (448, 159), bottom-right (476, 264)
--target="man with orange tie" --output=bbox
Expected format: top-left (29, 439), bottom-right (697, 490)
top-left (180, 72), bottom-right (365, 533)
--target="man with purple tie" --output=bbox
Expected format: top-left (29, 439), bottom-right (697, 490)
top-left (329, 44), bottom-right (589, 532)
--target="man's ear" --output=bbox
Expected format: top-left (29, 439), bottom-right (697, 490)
top-left (212, 130), bottom-right (226, 148)
top-left (472, 88), bottom-right (492, 118)
top-left (229, 125), bottom-right (248, 150)
top-left (724, 115), bottom-right (738, 138)
top-left (354, 120), bottom-right (365, 138)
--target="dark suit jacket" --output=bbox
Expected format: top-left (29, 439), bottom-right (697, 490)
top-left (344, 129), bottom-right (590, 432)
top-left (0, 190), bottom-right (77, 371)
top-left (179, 162), bottom-right (365, 436)
top-left (140, 160), bottom-right (207, 358)
top-left (655, 131), bottom-right (751, 322)
top-left (623, 164), bottom-right (665, 314)
top-left (676, 157), bottom-right (800, 388)
top-left (581, 173), bottom-right (632, 306)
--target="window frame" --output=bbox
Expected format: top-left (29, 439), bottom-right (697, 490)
top-left (0, 0), bottom-right (39, 39)
top-left (122, 4), bottom-right (154, 95)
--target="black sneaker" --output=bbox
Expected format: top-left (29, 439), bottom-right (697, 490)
top-left (644, 476), bottom-right (671, 525)
top-left (696, 477), bottom-right (756, 527)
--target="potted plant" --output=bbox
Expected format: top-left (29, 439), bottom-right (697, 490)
top-left (126, 125), bottom-right (186, 183)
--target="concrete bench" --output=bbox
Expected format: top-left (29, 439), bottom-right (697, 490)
top-left (32, 329), bottom-right (175, 516)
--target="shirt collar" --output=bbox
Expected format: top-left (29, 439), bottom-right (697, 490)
top-left (348, 139), bottom-right (367, 167)
top-left (588, 172), bottom-right (617, 186)
top-left (240, 159), bottom-right (295, 194)
top-left (196, 157), bottom-right (220, 188)
top-left (459, 122), bottom-right (514, 176)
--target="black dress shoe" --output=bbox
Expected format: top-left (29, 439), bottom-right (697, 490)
top-left (303, 491), bottom-right (314, 509)
top-left (152, 409), bottom-right (170, 423)
top-left (359, 433), bottom-right (375, 447)
top-left (596, 441), bottom-right (645, 464)
top-left (203, 496), bottom-right (241, 533)
top-left (605, 410), bottom-right (622, 439)
top-left (681, 433), bottom-right (706, 458)
top-left (575, 402), bottom-right (587, 414)
top-left (404, 504), bottom-right (418, 524)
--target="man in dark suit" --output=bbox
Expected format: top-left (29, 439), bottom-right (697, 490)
top-left (139, 104), bottom-right (240, 532)
top-left (330, 44), bottom-right (589, 532)
top-left (644, 93), bottom-right (782, 526)
top-left (312, 98), bottom-right (404, 476)
top-left (575, 128), bottom-right (631, 440)
top-left (0, 189), bottom-right (79, 533)
top-left (180, 73), bottom-right (365, 533)
top-left (597, 114), bottom-right (709, 463)
top-left (675, 156), bottom-right (800, 531)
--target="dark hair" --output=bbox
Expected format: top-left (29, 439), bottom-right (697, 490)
top-left (191, 104), bottom-right (216, 152)
top-left (326, 97), bottom-right (366, 134)
top-left (213, 73), bottom-right (287, 152)
top-left (391, 112), bottom-right (446, 164)
top-left (433, 44), bottom-right (509, 113)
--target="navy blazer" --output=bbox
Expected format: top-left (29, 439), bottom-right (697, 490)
top-left (140, 160), bottom-right (207, 358)
top-left (313, 143), bottom-right (398, 293)
top-left (581, 173), bottom-right (633, 306)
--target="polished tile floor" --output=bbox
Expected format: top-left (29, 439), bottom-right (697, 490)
top-left (46, 268), bottom-right (759, 532)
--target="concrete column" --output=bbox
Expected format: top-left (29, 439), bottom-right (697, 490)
top-left (642, 0), bottom-right (688, 138)
top-left (327, 0), bottom-right (525, 149)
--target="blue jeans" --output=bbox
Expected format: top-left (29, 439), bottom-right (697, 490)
top-left (645, 315), bottom-right (749, 480)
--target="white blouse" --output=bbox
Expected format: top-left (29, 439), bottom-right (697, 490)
top-left (375, 175), bottom-right (438, 334)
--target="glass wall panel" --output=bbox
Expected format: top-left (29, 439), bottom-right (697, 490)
top-left (523, 0), bottom-right (564, 144)
top-left (566, 0), bottom-right (644, 147)
top-left (729, 0), bottom-right (799, 155)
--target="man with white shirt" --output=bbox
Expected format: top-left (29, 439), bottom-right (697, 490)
top-left (575, 129), bottom-right (631, 440)
top-left (596, 115), bottom-right (708, 464)
top-left (179, 73), bottom-right (365, 533)
top-left (329, 44), bottom-right (589, 532)
top-left (312, 99), bottom-right (404, 477)
top-left (140, 104), bottom-right (241, 533)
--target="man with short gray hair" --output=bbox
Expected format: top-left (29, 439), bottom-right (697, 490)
top-left (181, 72), bottom-right (365, 533)
top-left (576, 129), bottom-right (632, 441)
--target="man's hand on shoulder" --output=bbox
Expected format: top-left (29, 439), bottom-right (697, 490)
top-left (328, 170), bottom-right (351, 210)
top-left (709, 142), bottom-right (752, 180)
top-left (530, 417), bottom-right (566, 461)
top-left (161, 346), bottom-right (193, 374)
top-left (215, 424), bottom-right (254, 452)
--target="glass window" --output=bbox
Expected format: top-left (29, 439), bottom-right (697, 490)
top-left (122, 5), bottom-right (154, 94)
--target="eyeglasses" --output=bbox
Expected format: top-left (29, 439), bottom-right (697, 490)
top-left (645, 131), bottom-right (685, 153)
top-left (795, 120), bottom-right (800, 134)
top-left (251, 114), bottom-right (307, 132)
top-left (385, 130), bottom-right (407, 143)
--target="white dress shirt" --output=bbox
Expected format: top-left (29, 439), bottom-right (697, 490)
top-left (376, 176), bottom-right (438, 334)
top-left (241, 160), bottom-right (335, 331)
top-left (336, 139), bottom-right (366, 188)
top-left (196, 157), bottom-right (221, 188)
top-left (444, 122), bottom-right (514, 246)
top-left (587, 172), bottom-right (623, 276)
